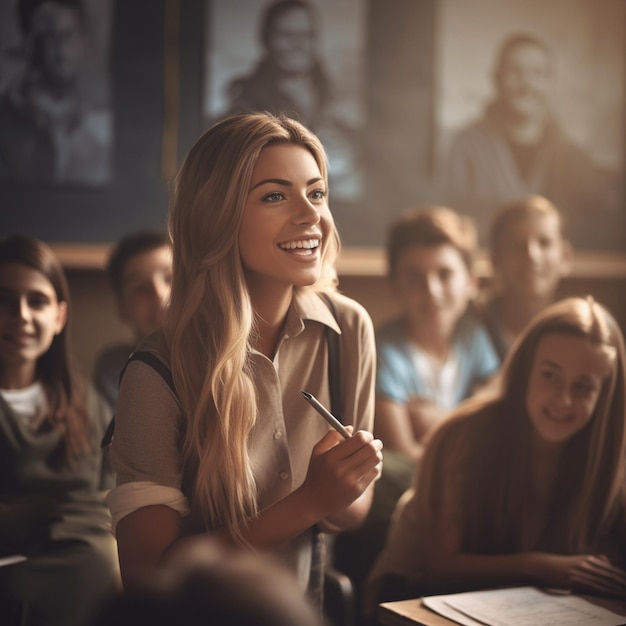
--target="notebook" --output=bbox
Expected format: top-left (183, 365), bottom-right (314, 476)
top-left (422, 586), bottom-right (626, 626)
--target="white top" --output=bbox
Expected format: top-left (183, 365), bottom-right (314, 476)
top-left (411, 348), bottom-right (460, 410)
top-left (0, 382), bottom-right (47, 430)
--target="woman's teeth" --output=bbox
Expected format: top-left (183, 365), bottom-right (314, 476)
top-left (279, 239), bottom-right (319, 250)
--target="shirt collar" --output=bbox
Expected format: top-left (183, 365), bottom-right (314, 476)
top-left (283, 288), bottom-right (342, 339)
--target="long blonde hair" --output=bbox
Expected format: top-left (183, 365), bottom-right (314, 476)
top-left (419, 297), bottom-right (626, 554)
top-left (164, 113), bottom-right (340, 539)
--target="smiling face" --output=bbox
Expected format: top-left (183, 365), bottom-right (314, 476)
top-left (494, 212), bottom-right (570, 300)
top-left (29, 1), bottom-right (85, 88)
top-left (266, 5), bottom-right (317, 74)
top-left (495, 40), bottom-right (553, 122)
top-left (0, 262), bottom-right (67, 384)
top-left (526, 333), bottom-right (610, 448)
top-left (393, 243), bottom-right (476, 336)
top-left (238, 143), bottom-right (332, 295)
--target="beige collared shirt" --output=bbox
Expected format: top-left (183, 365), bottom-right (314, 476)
top-left (108, 288), bottom-right (375, 587)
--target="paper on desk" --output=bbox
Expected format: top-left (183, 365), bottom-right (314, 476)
top-left (422, 587), bottom-right (626, 626)
top-left (420, 596), bottom-right (486, 626)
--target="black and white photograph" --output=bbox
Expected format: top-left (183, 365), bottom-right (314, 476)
top-left (0, 0), bottom-right (114, 186)
top-left (432, 0), bottom-right (626, 251)
top-left (203, 0), bottom-right (368, 204)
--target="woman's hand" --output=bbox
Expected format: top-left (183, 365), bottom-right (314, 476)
top-left (298, 427), bottom-right (383, 521)
top-left (537, 553), bottom-right (626, 597)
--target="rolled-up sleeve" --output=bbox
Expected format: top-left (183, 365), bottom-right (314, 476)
top-left (107, 360), bottom-right (187, 531)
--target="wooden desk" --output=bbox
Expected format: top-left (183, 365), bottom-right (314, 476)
top-left (378, 595), bottom-right (626, 626)
top-left (378, 599), bottom-right (455, 626)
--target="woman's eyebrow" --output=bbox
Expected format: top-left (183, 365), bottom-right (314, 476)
top-left (250, 178), bottom-right (291, 191)
top-left (576, 373), bottom-right (598, 383)
top-left (0, 287), bottom-right (50, 298)
top-left (540, 359), bottom-right (561, 370)
top-left (250, 176), bottom-right (324, 191)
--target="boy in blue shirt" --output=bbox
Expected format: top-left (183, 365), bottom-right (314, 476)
top-left (333, 207), bottom-right (499, 617)
top-left (375, 206), bottom-right (499, 461)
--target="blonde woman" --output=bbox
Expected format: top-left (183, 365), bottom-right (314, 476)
top-left (106, 113), bottom-right (382, 605)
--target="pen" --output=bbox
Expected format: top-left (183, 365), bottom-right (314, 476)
top-left (301, 390), bottom-right (351, 439)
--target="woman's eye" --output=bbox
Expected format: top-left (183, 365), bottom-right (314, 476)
top-left (264, 192), bottom-right (285, 203)
top-left (573, 381), bottom-right (596, 396)
top-left (28, 296), bottom-right (49, 309)
top-left (130, 285), bottom-right (152, 298)
top-left (310, 189), bottom-right (326, 201)
top-left (540, 369), bottom-right (555, 381)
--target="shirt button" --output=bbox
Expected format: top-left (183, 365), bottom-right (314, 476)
top-left (274, 430), bottom-right (282, 440)
top-left (280, 471), bottom-right (288, 480)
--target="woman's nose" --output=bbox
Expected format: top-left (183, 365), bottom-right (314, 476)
top-left (18, 298), bottom-right (32, 321)
top-left (293, 196), bottom-right (320, 224)
top-left (553, 382), bottom-right (572, 407)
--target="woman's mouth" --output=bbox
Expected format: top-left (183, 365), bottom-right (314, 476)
top-left (278, 239), bottom-right (320, 256)
top-left (543, 407), bottom-right (570, 423)
top-left (3, 332), bottom-right (34, 347)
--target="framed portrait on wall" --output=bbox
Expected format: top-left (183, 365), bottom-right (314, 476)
top-left (203, 0), bottom-right (368, 205)
top-left (431, 0), bottom-right (626, 252)
top-left (0, 0), bottom-right (114, 187)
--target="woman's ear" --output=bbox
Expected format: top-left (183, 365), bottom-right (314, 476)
top-left (54, 301), bottom-right (68, 335)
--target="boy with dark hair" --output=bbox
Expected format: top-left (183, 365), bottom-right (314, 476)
top-left (93, 229), bottom-right (172, 409)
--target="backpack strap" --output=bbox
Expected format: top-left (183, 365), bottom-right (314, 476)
top-left (123, 350), bottom-right (176, 393)
top-left (100, 350), bottom-right (175, 448)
